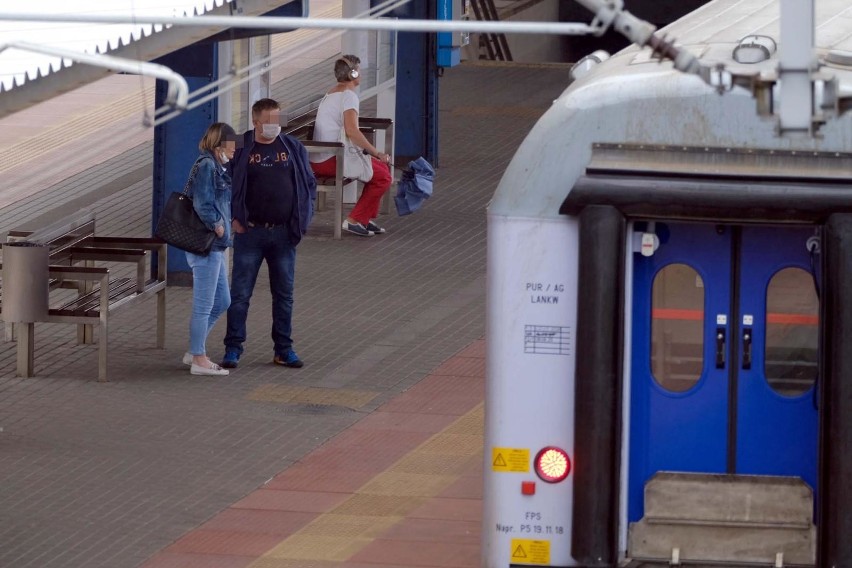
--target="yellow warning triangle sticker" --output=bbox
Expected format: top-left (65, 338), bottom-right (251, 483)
top-left (493, 453), bottom-right (507, 467)
top-left (512, 545), bottom-right (527, 558)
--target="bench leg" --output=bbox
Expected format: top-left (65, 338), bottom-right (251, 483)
top-left (317, 191), bottom-right (327, 212)
top-left (334, 181), bottom-right (343, 240)
top-left (156, 289), bottom-right (166, 349)
top-left (98, 319), bottom-right (108, 382)
top-left (5, 322), bottom-right (14, 342)
top-left (16, 323), bottom-right (34, 378)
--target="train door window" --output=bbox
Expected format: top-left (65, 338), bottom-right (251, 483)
top-left (764, 267), bottom-right (819, 396)
top-left (651, 263), bottom-right (704, 392)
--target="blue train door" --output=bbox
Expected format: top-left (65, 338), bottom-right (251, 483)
top-left (628, 222), bottom-right (820, 522)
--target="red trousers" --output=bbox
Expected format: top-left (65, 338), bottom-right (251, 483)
top-left (311, 156), bottom-right (392, 225)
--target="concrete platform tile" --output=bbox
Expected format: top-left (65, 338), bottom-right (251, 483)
top-left (348, 409), bottom-right (458, 434)
top-left (297, 442), bottom-right (409, 473)
top-left (200, 508), bottom-right (319, 536)
top-left (246, 384), bottom-right (378, 409)
top-left (349, 538), bottom-right (481, 568)
top-left (378, 517), bottom-right (482, 544)
top-left (410, 497), bottom-right (483, 523)
top-left (317, 427), bottom-right (433, 452)
top-left (263, 464), bottom-right (376, 493)
top-left (140, 551), bottom-right (255, 568)
top-left (167, 529), bottom-right (284, 556)
top-left (232, 489), bottom-right (349, 513)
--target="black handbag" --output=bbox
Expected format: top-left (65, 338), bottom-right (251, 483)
top-left (155, 159), bottom-right (216, 256)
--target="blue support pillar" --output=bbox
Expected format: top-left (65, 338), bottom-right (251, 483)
top-left (389, 0), bottom-right (439, 166)
top-left (151, 44), bottom-right (217, 285)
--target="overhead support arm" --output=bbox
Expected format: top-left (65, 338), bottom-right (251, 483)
top-left (0, 40), bottom-right (188, 111)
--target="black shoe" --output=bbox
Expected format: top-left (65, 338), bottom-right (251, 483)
top-left (342, 220), bottom-right (374, 237)
top-left (365, 221), bottom-right (386, 234)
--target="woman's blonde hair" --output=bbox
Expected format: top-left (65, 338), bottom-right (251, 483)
top-left (198, 122), bottom-right (236, 153)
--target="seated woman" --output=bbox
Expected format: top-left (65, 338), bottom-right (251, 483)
top-left (310, 54), bottom-right (392, 237)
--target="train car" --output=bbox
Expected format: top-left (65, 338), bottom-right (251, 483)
top-left (483, 0), bottom-right (852, 566)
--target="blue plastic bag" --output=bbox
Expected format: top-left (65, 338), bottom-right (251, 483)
top-left (394, 157), bottom-right (434, 216)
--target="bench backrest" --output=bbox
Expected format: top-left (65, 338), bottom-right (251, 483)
top-left (6, 210), bottom-right (97, 265)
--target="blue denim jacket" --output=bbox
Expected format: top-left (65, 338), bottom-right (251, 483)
top-left (188, 152), bottom-right (232, 248)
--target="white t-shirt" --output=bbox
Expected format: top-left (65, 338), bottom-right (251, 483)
top-left (310, 90), bottom-right (360, 163)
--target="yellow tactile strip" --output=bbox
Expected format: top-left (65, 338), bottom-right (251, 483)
top-left (247, 384), bottom-right (379, 409)
top-left (246, 403), bottom-right (484, 566)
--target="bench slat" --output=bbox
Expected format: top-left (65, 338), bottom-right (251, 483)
top-left (52, 277), bottom-right (136, 316)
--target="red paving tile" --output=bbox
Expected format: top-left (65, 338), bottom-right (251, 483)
top-left (453, 339), bottom-right (486, 359)
top-left (166, 529), bottom-right (284, 556)
top-left (379, 385), bottom-right (482, 416)
top-left (348, 410), bottom-right (459, 434)
top-left (144, 341), bottom-right (487, 568)
top-left (349, 539), bottom-right (480, 568)
top-left (431, 357), bottom-right (486, 377)
top-left (231, 489), bottom-right (349, 513)
top-left (140, 552), bottom-right (254, 568)
top-left (200, 508), bottom-right (318, 536)
top-left (410, 497), bottom-right (483, 523)
top-left (438, 473), bottom-right (484, 500)
top-left (264, 463), bottom-right (377, 492)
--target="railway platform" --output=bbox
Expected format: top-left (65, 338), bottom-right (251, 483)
top-left (0, 49), bottom-right (571, 568)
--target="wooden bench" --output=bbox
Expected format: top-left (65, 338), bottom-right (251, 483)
top-left (284, 113), bottom-right (394, 239)
top-left (1, 210), bottom-right (167, 382)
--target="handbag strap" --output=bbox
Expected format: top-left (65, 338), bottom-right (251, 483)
top-left (181, 158), bottom-right (204, 197)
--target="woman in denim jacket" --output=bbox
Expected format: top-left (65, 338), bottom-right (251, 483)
top-left (182, 122), bottom-right (237, 376)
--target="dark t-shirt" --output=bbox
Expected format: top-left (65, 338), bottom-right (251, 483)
top-left (245, 138), bottom-right (296, 225)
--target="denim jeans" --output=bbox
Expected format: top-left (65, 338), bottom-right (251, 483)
top-left (224, 225), bottom-right (297, 357)
top-left (186, 249), bottom-right (230, 356)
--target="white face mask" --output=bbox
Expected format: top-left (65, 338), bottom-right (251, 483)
top-left (261, 124), bottom-right (281, 139)
top-left (219, 152), bottom-right (229, 164)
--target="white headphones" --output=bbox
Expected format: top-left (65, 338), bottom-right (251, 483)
top-left (339, 58), bottom-right (359, 80)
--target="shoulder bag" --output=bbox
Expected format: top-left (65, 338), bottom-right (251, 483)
top-left (339, 127), bottom-right (374, 183)
top-left (154, 158), bottom-right (216, 256)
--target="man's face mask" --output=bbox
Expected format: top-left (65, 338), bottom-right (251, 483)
top-left (262, 124), bottom-right (281, 139)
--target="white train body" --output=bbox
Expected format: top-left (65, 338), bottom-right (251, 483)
top-left (484, 1), bottom-right (852, 566)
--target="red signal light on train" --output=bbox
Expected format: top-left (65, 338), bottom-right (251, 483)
top-left (534, 446), bottom-right (571, 483)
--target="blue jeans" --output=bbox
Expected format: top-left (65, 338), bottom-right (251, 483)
top-left (186, 250), bottom-right (230, 356)
top-left (224, 225), bottom-right (297, 357)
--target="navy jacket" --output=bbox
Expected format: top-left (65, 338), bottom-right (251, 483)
top-left (230, 130), bottom-right (317, 244)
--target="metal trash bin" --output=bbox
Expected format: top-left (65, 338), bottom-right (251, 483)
top-left (2, 242), bottom-right (49, 322)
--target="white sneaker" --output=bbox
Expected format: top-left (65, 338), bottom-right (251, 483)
top-left (182, 352), bottom-right (193, 366)
top-left (191, 363), bottom-right (229, 376)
